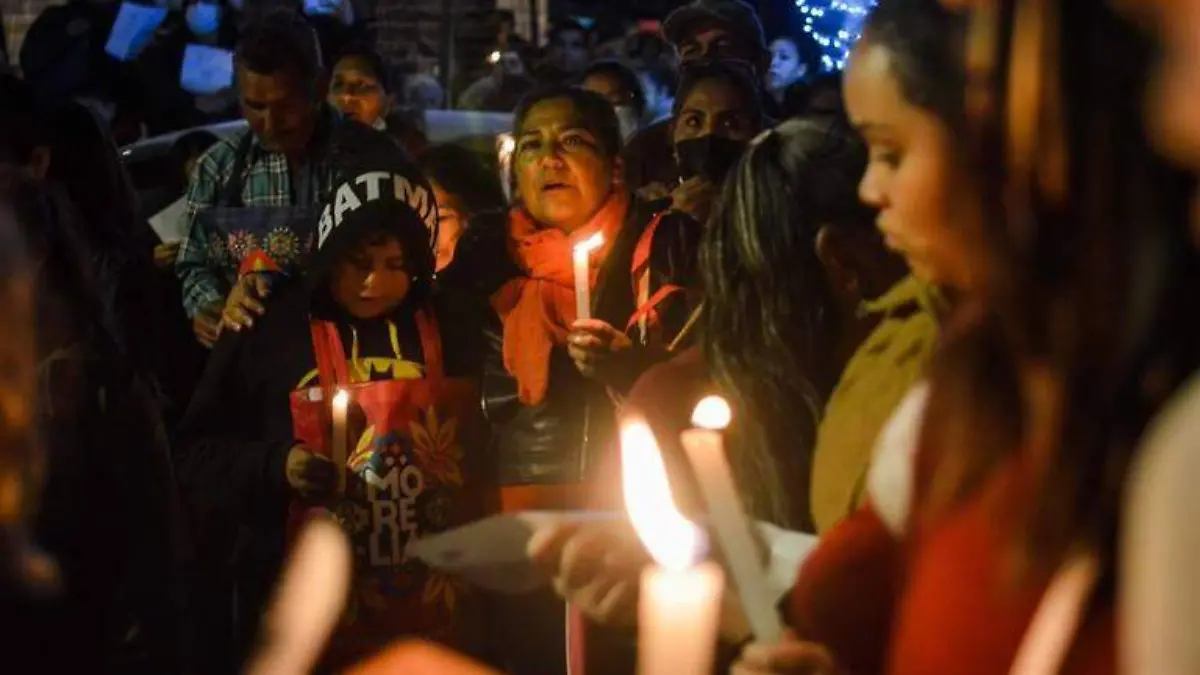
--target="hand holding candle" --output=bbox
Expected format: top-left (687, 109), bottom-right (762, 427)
top-left (621, 420), bottom-right (724, 675)
top-left (573, 233), bottom-right (605, 320)
top-left (680, 396), bottom-right (785, 642)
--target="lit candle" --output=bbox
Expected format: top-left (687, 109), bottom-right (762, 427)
top-left (680, 395), bottom-right (784, 642)
top-left (331, 389), bottom-right (349, 494)
top-left (572, 233), bottom-right (605, 320)
top-left (621, 420), bottom-right (724, 675)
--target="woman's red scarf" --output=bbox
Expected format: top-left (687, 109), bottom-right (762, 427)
top-left (491, 190), bottom-right (630, 405)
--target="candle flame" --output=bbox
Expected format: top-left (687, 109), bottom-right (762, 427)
top-left (691, 396), bottom-right (732, 430)
top-left (574, 232), bottom-right (605, 256)
top-left (620, 419), bottom-right (704, 571)
top-left (332, 389), bottom-right (349, 411)
top-left (498, 133), bottom-right (515, 156)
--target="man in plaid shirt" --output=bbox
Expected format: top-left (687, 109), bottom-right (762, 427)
top-left (177, 11), bottom-right (340, 347)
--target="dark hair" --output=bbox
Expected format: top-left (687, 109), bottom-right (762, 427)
top-left (701, 118), bottom-right (877, 527)
top-left (783, 71), bottom-right (846, 120)
top-left (0, 167), bottom-right (115, 355)
top-left (513, 85), bottom-right (623, 159)
top-left (235, 10), bottom-right (323, 85)
top-left (673, 59), bottom-right (766, 128)
top-left (334, 42), bottom-right (393, 93)
top-left (921, 0), bottom-right (1199, 581)
top-left (44, 101), bottom-right (140, 254)
top-left (860, 0), bottom-right (968, 134)
top-left (582, 59), bottom-right (648, 119)
top-left (770, 33), bottom-right (823, 79)
top-left (417, 144), bottom-right (507, 221)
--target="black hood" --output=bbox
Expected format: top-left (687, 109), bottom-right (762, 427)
top-left (308, 123), bottom-right (438, 308)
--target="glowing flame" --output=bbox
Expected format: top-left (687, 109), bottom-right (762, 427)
top-left (332, 389), bottom-right (350, 412)
top-left (498, 134), bottom-right (515, 156)
top-left (573, 232), bottom-right (605, 258)
top-left (488, 51), bottom-right (502, 64)
top-left (621, 420), bottom-right (704, 571)
top-left (691, 396), bottom-right (732, 430)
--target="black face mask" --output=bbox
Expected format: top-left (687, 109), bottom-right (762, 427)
top-left (675, 135), bottom-right (748, 182)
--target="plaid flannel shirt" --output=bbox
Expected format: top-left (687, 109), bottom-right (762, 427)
top-left (175, 120), bottom-right (339, 318)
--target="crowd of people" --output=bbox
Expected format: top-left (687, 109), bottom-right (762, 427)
top-left (2, 0), bottom-right (1200, 673)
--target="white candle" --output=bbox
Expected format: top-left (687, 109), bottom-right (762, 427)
top-left (331, 389), bottom-right (349, 494)
top-left (573, 233), bottom-right (605, 320)
top-left (680, 395), bottom-right (784, 642)
top-left (621, 420), bottom-right (725, 675)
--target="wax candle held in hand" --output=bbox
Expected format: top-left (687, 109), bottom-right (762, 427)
top-left (621, 420), bottom-right (724, 675)
top-left (680, 396), bottom-right (785, 642)
top-left (331, 389), bottom-right (349, 494)
top-left (573, 233), bottom-right (605, 320)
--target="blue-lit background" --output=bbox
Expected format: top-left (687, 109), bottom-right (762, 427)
top-left (795, 0), bottom-right (876, 71)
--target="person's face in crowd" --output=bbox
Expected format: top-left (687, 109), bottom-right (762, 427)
top-left (673, 77), bottom-right (758, 147)
top-left (678, 21), bottom-right (758, 64)
top-left (238, 64), bottom-right (321, 157)
top-left (329, 56), bottom-right (393, 128)
top-left (515, 98), bottom-right (620, 233)
top-left (550, 28), bottom-right (590, 74)
top-left (845, 39), bottom-right (984, 291)
top-left (430, 181), bottom-right (464, 271)
top-left (769, 38), bottom-right (807, 90)
top-left (330, 236), bottom-right (412, 319)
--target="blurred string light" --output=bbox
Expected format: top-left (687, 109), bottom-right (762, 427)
top-left (796, 0), bottom-right (876, 71)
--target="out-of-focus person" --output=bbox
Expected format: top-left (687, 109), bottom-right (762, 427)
top-left (174, 10), bottom-right (344, 348)
top-left (458, 49), bottom-right (535, 113)
top-left (623, 0), bottom-right (771, 200)
top-left (767, 34), bottom-right (821, 108)
top-left (535, 18), bottom-right (593, 86)
top-left (581, 59), bottom-right (647, 142)
top-left (416, 144), bottom-right (507, 273)
top-left (329, 43), bottom-right (396, 130)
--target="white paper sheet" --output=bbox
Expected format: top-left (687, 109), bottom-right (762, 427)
top-left (408, 511), bottom-right (819, 601)
top-left (180, 44), bottom-right (234, 96)
top-left (104, 2), bottom-right (168, 62)
top-left (148, 196), bottom-right (189, 244)
top-left (406, 511), bottom-right (618, 594)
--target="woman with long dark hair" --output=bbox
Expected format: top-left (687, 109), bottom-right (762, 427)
top-left (738, 0), bottom-right (1196, 673)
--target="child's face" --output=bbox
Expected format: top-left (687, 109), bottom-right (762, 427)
top-left (330, 236), bottom-right (411, 319)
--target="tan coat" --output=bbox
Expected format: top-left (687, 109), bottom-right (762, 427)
top-left (810, 275), bottom-right (942, 533)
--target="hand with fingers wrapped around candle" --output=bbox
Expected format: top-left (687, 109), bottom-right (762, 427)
top-left (526, 519), bottom-right (759, 643)
top-left (731, 635), bottom-right (845, 675)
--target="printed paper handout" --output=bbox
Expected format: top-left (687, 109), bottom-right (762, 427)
top-left (104, 2), bottom-right (168, 61)
top-left (181, 44), bottom-right (234, 95)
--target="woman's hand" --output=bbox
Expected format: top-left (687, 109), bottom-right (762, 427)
top-left (732, 636), bottom-right (843, 675)
top-left (568, 319), bottom-right (633, 381)
top-left (223, 273), bottom-right (270, 332)
top-left (153, 242), bottom-right (180, 270)
top-left (527, 521), bottom-right (648, 628)
top-left (669, 176), bottom-right (717, 223)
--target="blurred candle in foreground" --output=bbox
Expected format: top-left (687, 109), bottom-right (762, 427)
top-left (573, 233), bottom-right (604, 320)
top-left (331, 389), bottom-right (349, 494)
top-left (680, 396), bottom-right (784, 642)
top-left (621, 420), bottom-right (724, 675)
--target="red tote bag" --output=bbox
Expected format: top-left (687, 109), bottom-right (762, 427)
top-left (288, 310), bottom-right (492, 670)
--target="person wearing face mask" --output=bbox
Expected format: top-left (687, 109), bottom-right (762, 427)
top-left (622, 0), bottom-right (774, 200)
top-left (581, 59), bottom-right (648, 144)
top-left (568, 60), bottom-right (766, 389)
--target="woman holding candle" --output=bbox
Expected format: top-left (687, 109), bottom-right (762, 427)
top-left (567, 59), bottom-right (769, 389)
top-left (741, 0), bottom-right (1195, 673)
top-left (174, 127), bottom-right (494, 671)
